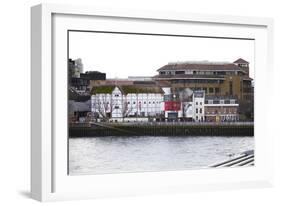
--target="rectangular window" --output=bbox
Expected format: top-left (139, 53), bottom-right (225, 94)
top-left (196, 108), bottom-right (198, 113)
top-left (209, 88), bottom-right (214, 93)
top-left (215, 87), bottom-right (220, 93)
top-left (213, 100), bottom-right (219, 104)
top-left (175, 71), bottom-right (185, 74)
top-left (230, 99), bottom-right (236, 104)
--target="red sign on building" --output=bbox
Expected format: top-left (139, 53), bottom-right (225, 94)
top-left (164, 101), bottom-right (181, 111)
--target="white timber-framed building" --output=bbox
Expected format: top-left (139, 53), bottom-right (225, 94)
top-left (91, 85), bottom-right (164, 122)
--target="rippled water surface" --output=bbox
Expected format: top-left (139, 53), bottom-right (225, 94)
top-left (69, 136), bottom-right (254, 175)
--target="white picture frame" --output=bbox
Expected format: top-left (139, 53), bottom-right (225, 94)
top-left (31, 3), bottom-right (274, 202)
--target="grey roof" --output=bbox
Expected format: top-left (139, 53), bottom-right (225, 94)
top-left (157, 62), bottom-right (245, 72)
top-left (68, 100), bottom-right (91, 112)
top-left (69, 87), bottom-right (91, 101)
top-left (233, 58), bottom-right (249, 64)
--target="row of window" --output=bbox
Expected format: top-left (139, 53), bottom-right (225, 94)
top-left (172, 87), bottom-right (220, 93)
top-left (195, 108), bottom-right (203, 114)
top-left (160, 71), bottom-right (239, 76)
top-left (195, 116), bottom-right (204, 121)
top-left (112, 94), bottom-right (163, 97)
top-left (208, 87), bottom-right (220, 93)
top-left (171, 79), bottom-right (223, 84)
top-left (205, 99), bottom-right (237, 104)
top-left (127, 101), bottom-right (161, 105)
top-left (94, 101), bottom-right (161, 105)
top-left (205, 111), bottom-right (237, 114)
top-left (98, 105), bottom-right (162, 111)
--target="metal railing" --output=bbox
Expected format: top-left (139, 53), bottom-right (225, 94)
top-left (210, 150), bottom-right (254, 168)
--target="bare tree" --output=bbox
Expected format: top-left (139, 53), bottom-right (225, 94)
top-left (121, 98), bottom-right (133, 119)
top-left (94, 94), bottom-right (118, 121)
top-left (95, 95), bottom-right (107, 119)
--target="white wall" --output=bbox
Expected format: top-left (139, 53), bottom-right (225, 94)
top-left (92, 89), bottom-right (163, 118)
top-left (0, 0), bottom-right (280, 206)
top-left (193, 96), bottom-right (205, 122)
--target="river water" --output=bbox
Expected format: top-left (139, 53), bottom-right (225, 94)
top-left (69, 136), bottom-right (254, 175)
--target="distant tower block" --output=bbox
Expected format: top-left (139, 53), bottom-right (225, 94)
top-left (75, 58), bottom-right (84, 77)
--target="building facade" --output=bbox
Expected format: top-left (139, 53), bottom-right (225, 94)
top-left (204, 96), bottom-right (239, 122)
top-left (91, 85), bottom-right (164, 122)
top-left (71, 58), bottom-right (251, 123)
top-left (162, 89), bottom-right (239, 122)
top-left (192, 91), bottom-right (205, 122)
top-left (68, 58), bottom-right (83, 78)
top-left (69, 59), bottom-right (106, 93)
top-left (153, 59), bottom-right (253, 101)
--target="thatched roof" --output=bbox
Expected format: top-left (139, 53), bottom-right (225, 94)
top-left (119, 85), bottom-right (164, 94)
top-left (91, 85), bottom-right (164, 95)
top-left (90, 85), bottom-right (116, 94)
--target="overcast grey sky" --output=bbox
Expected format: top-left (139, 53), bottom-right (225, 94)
top-left (69, 31), bottom-right (255, 79)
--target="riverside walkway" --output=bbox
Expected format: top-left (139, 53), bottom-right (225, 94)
top-left (69, 122), bottom-right (254, 137)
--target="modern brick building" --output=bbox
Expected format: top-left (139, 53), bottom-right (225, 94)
top-left (153, 58), bottom-right (253, 101)
top-left (204, 96), bottom-right (239, 122)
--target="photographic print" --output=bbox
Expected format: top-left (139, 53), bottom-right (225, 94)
top-left (68, 31), bottom-right (254, 175)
